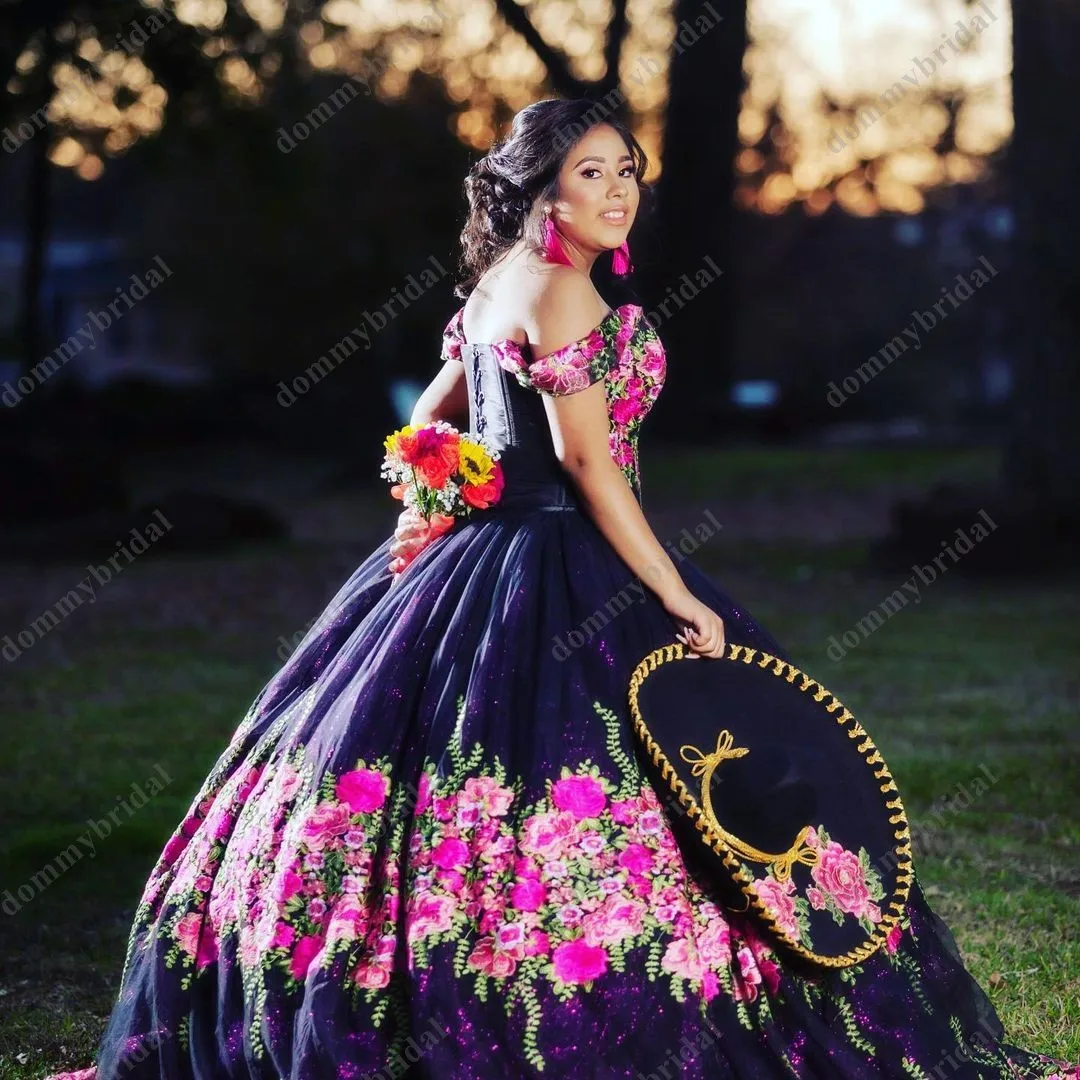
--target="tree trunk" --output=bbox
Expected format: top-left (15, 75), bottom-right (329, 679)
top-left (15, 48), bottom-right (56, 383)
top-left (644, 0), bottom-right (746, 441)
top-left (999, 0), bottom-right (1080, 503)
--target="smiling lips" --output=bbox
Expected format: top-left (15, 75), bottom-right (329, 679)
top-left (601, 208), bottom-right (629, 224)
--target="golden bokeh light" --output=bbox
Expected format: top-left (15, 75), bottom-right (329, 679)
top-left (49, 136), bottom-right (85, 167)
top-left (15, 44), bottom-right (41, 74)
top-left (243, 0), bottom-right (286, 33)
top-left (21, 0), bottom-right (1011, 204)
top-left (759, 171), bottom-right (797, 214)
top-left (76, 152), bottom-right (105, 180)
top-left (737, 148), bottom-right (764, 175)
top-left (308, 41), bottom-right (338, 69)
top-left (104, 128), bottom-right (136, 154)
top-left (175, 0), bottom-right (227, 30)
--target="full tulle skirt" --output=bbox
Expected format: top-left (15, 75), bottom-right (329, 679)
top-left (44, 505), bottom-right (1079, 1079)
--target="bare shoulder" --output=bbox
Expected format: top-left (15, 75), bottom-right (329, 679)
top-left (527, 267), bottom-right (610, 357)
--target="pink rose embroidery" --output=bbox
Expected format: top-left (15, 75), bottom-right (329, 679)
top-left (195, 925), bottom-right (219, 970)
top-left (431, 836), bottom-right (469, 869)
top-left (300, 803), bottom-right (352, 849)
top-left (290, 934), bottom-right (325, 980)
top-left (353, 959), bottom-right (392, 989)
top-left (510, 878), bottom-right (547, 912)
top-left (468, 937), bottom-right (518, 978)
top-left (462, 776), bottom-right (514, 816)
top-left (414, 772), bottom-right (433, 815)
top-left (660, 938), bottom-right (705, 981)
top-left (552, 939), bottom-right (608, 984)
top-left (751, 874), bottom-right (802, 942)
top-left (271, 868), bottom-right (304, 903)
top-left (617, 843), bottom-right (653, 875)
top-left (336, 768), bottom-right (388, 814)
top-left (174, 912), bottom-right (203, 958)
top-left (550, 776), bottom-right (607, 820)
top-left (407, 894), bottom-right (455, 942)
top-left (522, 810), bottom-right (576, 857)
top-left (884, 923), bottom-right (903, 954)
top-left (811, 841), bottom-right (871, 917)
top-left (271, 921), bottom-right (296, 949)
top-left (582, 897), bottom-right (646, 946)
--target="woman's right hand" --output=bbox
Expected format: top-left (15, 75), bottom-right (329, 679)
top-left (389, 507), bottom-right (430, 575)
top-left (662, 589), bottom-right (727, 659)
top-left (388, 507), bottom-right (456, 578)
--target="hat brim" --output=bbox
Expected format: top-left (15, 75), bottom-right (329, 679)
top-left (628, 641), bottom-right (914, 968)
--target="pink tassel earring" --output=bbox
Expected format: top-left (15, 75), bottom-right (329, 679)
top-left (542, 212), bottom-right (574, 267)
top-left (611, 241), bottom-right (633, 276)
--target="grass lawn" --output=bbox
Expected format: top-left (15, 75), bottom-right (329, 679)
top-left (0, 446), bottom-right (1076, 1078)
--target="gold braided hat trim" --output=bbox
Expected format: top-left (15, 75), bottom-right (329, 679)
top-left (627, 641), bottom-right (914, 969)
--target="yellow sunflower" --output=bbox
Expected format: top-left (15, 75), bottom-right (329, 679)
top-left (459, 440), bottom-right (495, 486)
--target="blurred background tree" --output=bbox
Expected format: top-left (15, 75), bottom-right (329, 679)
top-left (1000, 0), bottom-right (1080, 505)
top-left (1, 0), bottom-right (1074, 559)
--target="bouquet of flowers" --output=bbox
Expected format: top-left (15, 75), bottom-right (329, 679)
top-left (381, 421), bottom-right (505, 575)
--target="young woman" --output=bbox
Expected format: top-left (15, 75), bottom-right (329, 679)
top-left (48, 99), bottom-right (1076, 1080)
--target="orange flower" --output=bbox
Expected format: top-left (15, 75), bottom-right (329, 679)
top-left (397, 427), bottom-right (460, 490)
top-left (461, 461), bottom-right (505, 510)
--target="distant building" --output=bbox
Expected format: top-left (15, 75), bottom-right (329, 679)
top-left (0, 233), bottom-right (209, 401)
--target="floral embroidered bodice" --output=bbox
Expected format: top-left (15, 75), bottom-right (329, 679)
top-left (440, 302), bottom-right (666, 499)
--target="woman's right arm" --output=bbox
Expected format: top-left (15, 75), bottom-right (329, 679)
top-left (530, 274), bottom-right (726, 658)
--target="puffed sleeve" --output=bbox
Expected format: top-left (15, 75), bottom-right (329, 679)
top-left (440, 307), bottom-right (465, 364)
top-left (525, 309), bottom-right (621, 396)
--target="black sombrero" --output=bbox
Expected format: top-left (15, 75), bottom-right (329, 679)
top-left (627, 641), bottom-right (913, 968)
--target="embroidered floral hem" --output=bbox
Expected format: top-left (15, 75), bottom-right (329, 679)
top-left (43, 503), bottom-right (1078, 1079)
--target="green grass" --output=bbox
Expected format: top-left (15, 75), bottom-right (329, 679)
top-left (0, 446), bottom-right (1077, 1078)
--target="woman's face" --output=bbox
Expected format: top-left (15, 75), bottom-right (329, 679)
top-left (550, 123), bottom-right (639, 256)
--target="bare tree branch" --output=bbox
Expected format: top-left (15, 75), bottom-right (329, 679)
top-left (490, 0), bottom-right (586, 98)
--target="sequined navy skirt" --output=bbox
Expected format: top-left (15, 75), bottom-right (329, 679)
top-left (80, 496), bottom-right (1077, 1080)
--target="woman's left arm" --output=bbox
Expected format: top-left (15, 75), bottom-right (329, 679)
top-left (409, 361), bottom-right (469, 426)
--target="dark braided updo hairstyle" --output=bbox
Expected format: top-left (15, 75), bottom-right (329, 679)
top-left (454, 99), bottom-right (651, 299)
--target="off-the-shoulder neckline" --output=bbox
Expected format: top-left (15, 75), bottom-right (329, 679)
top-left (452, 301), bottom-right (642, 354)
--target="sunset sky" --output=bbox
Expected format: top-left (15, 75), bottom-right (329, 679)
top-left (19, 0), bottom-right (1013, 215)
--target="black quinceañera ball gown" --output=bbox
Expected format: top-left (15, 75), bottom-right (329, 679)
top-left (48, 302), bottom-right (1079, 1080)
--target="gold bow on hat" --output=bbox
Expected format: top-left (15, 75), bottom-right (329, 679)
top-left (680, 730), bottom-right (819, 882)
